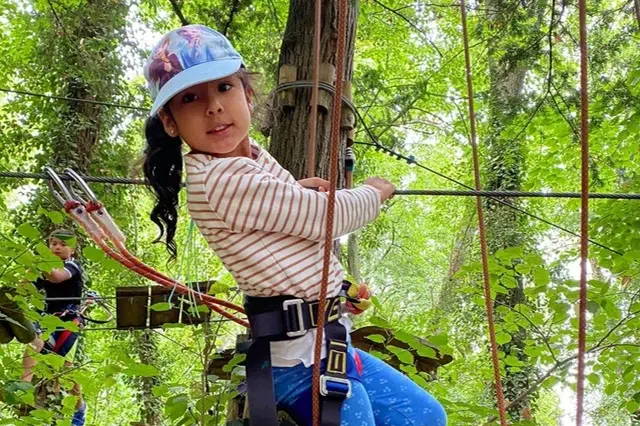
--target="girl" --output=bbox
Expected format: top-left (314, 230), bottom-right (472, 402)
top-left (142, 24), bottom-right (446, 426)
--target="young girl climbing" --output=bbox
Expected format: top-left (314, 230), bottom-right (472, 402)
top-left (142, 24), bottom-right (446, 426)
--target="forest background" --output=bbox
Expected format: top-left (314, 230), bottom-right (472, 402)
top-left (0, 0), bottom-right (639, 425)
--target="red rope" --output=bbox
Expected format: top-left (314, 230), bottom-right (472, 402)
top-left (312, 0), bottom-right (348, 425)
top-left (459, 2), bottom-right (508, 425)
top-left (576, 0), bottom-right (590, 422)
top-left (307, 0), bottom-right (322, 179)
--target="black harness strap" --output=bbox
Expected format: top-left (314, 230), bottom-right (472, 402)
top-left (241, 295), bottom-right (349, 426)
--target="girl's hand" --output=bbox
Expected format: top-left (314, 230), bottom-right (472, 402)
top-left (298, 177), bottom-right (331, 192)
top-left (363, 177), bottom-right (396, 202)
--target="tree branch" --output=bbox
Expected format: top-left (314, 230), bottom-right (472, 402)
top-left (635, 0), bottom-right (640, 33)
top-left (168, 0), bottom-right (189, 26)
top-left (372, 0), bottom-right (443, 57)
top-left (485, 336), bottom-right (640, 423)
top-left (494, 300), bottom-right (559, 364)
top-left (222, 0), bottom-right (241, 36)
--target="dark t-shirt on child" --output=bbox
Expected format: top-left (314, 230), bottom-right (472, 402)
top-left (34, 259), bottom-right (84, 314)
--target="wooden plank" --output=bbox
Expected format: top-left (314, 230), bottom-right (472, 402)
top-left (149, 286), bottom-right (180, 327)
top-left (115, 287), bottom-right (148, 330)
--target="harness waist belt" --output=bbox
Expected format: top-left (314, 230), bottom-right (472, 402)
top-left (245, 295), bottom-right (342, 339)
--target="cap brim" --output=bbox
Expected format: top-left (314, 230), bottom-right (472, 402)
top-left (149, 58), bottom-right (243, 116)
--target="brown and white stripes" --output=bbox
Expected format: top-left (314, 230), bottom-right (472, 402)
top-left (184, 143), bottom-right (381, 301)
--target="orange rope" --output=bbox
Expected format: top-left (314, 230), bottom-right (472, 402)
top-left (311, 0), bottom-right (348, 425)
top-left (576, 0), bottom-right (590, 422)
top-left (459, 2), bottom-right (508, 425)
top-left (307, 0), bottom-right (322, 178)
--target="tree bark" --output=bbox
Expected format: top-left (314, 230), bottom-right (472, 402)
top-left (269, 0), bottom-right (359, 182)
top-left (484, 0), bottom-right (547, 418)
top-left (136, 330), bottom-right (163, 426)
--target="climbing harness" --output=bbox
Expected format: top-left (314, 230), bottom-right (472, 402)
top-left (241, 295), bottom-right (348, 426)
top-left (44, 167), bottom-right (248, 328)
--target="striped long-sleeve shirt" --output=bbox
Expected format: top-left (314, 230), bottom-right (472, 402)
top-left (185, 141), bottom-right (381, 366)
top-left (185, 142), bottom-right (381, 300)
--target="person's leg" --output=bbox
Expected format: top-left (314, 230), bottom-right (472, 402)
top-left (356, 349), bottom-right (447, 426)
top-left (273, 353), bottom-right (376, 426)
top-left (22, 337), bottom-right (44, 383)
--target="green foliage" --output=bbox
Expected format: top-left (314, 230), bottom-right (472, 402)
top-left (1, 0), bottom-right (639, 424)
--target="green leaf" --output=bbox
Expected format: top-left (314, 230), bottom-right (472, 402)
top-left (369, 315), bottom-right (391, 329)
top-left (395, 350), bottom-right (414, 365)
top-left (365, 334), bottom-right (386, 344)
top-left (586, 373), bottom-right (600, 385)
top-left (17, 223), bottom-right (40, 240)
top-left (429, 333), bottom-right (449, 346)
top-left (533, 268), bottom-right (550, 287)
top-left (153, 385), bottom-right (169, 397)
top-left (30, 409), bottom-right (55, 420)
top-left (604, 383), bottom-right (617, 396)
top-left (504, 355), bottom-right (524, 367)
top-left (83, 246), bottom-right (104, 262)
top-left (37, 207), bottom-right (65, 225)
top-left (40, 353), bottom-right (66, 369)
top-left (123, 363), bottom-right (160, 377)
top-left (416, 346), bottom-right (437, 359)
top-left (394, 330), bottom-right (416, 345)
top-left (601, 300), bottom-right (622, 320)
top-left (495, 332), bottom-right (512, 345)
top-left (626, 400), bottom-right (640, 414)
top-left (150, 302), bottom-right (172, 312)
top-left (39, 314), bottom-right (79, 332)
top-left (633, 391), bottom-right (640, 404)
top-left (223, 353), bottom-right (246, 373)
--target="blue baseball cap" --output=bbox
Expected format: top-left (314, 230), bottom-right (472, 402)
top-left (144, 25), bottom-right (244, 116)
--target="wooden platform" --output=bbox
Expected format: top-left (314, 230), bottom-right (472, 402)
top-left (115, 283), bottom-right (214, 330)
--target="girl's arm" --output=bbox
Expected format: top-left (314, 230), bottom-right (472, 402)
top-left (201, 158), bottom-right (382, 240)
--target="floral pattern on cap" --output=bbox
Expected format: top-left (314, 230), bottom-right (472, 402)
top-left (144, 25), bottom-right (242, 102)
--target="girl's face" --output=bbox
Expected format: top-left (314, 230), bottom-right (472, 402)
top-left (159, 75), bottom-right (252, 158)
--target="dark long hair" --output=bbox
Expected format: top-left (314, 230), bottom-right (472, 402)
top-left (143, 115), bottom-right (183, 260)
top-left (143, 69), bottom-right (255, 260)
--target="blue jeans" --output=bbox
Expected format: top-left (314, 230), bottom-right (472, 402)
top-left (273, 348), bottom-right (447, 426)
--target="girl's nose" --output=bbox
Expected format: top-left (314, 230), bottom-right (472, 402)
top-left (206, 83), bottom-right (223, 116)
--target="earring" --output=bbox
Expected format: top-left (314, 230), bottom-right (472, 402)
top-left (168, 128), bottom-right (176, 136)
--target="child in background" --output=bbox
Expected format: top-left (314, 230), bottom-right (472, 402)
top-left (23, 229), bottom-right (87, 426)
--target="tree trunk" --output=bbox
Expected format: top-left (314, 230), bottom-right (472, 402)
top-left (136, 330), bottom-right (163, 426)
top-left (269, 0), bottom-right (359, 183)
top-left (484, 0), bottom-right (547, 419)
top-left (346, 233), bottom-right (363, 283)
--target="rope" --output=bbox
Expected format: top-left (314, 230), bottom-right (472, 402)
top-left (0, 171), bottom-right (147, 185)
top-left (0, 87), bottom-right (149, 112)
top-left (459, 2), bottom-right (508, 425)
top-left (312, 0), bottom-right (348, 424)
top-left (576, 0), bottom-right (590, 422)
top-left (2, 171), bottom-right (638, 200)
top-left (307, 0), bottom-right (322, 179)
top-left (394, 189), bottom-right (640, 199)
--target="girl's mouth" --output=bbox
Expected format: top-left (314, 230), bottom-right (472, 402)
top-left (207, 124), bottom-right (232, 134)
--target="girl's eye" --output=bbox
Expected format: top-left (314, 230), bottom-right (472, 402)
top-left (181, 93), bottom-right (198, 103)
top-left (219, 83), bottom-right (232, 92)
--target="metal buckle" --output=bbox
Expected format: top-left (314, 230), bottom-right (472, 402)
top-left (326, 348), bottom-right (347, 375)
top-left (327, 298), bottom-right (341, 322)
top-left (320, 375), bottom-right (352, 398)
top-left (283, 299), bottom-right (306, 337)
